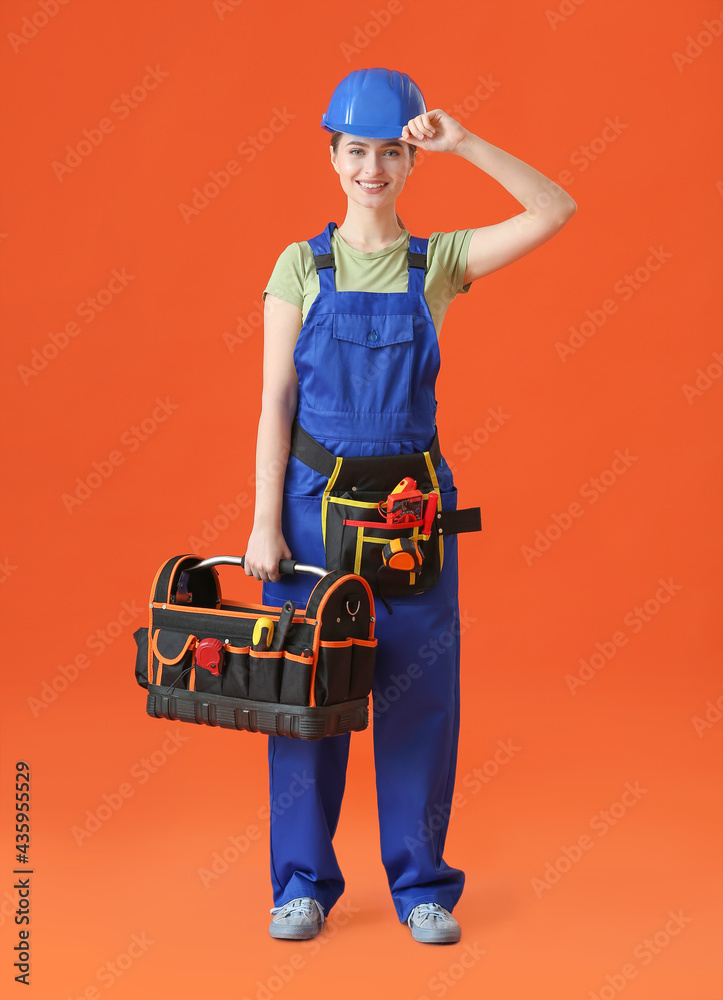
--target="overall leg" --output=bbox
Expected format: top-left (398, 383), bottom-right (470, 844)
top-left (267, 731), bottom-right (350, 916)
top-left (260, 488), bottom-right (355, 915)
top-left (372, 536), bottom-right (465, 923)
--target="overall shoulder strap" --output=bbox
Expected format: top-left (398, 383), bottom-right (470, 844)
top-left (407, 234), bottom-right (429, 294)
top-left (309, 222), bottom-right (336, 292)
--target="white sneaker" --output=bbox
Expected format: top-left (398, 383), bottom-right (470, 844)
top-left (407, 902), bottom-right (461, 943)
top-left (269, 897), bottom-right (325, 940)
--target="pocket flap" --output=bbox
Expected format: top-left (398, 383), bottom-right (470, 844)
top-left (332, 313), bottom-right (414, 349)
top-left (152, 629), bottom-right (197, 665)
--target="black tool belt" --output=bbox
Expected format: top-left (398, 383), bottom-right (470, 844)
top-left (289, 419), bottom-right (482, 603)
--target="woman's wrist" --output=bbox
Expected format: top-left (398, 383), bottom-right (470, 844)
top-left (252, 512), bottom-right (283, 532)
top-left (451, 128), bottom-right (476, 157)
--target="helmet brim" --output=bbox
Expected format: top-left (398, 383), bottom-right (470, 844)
top-left (321, 120), bottom-right (405, 139)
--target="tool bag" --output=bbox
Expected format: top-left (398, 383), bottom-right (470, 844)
top-left (132, 554), bottom-right (377, 739)
top-left (289, 420), bottom-right (482, 601)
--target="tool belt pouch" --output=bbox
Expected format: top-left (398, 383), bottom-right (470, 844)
top-left (323, 450), bottom-right (447, 598)
top-left (132, 554), bottom-right (377, 740)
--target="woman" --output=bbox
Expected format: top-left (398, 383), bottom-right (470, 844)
top-left (245, 68), bottom-right (576, 944)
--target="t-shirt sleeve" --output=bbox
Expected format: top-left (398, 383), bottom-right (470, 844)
top-left (262, 242), bottom-right (305, 309)
top-left (429, 229), bottom-right (477, 296)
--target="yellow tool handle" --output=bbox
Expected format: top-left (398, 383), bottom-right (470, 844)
top-left (252, 616), bottom-right (275, 651)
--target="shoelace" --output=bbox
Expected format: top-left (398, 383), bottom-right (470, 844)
top-left (408, 902), bottom-right (453, 926)
top-left (270, 897), bottom-right (325, 929)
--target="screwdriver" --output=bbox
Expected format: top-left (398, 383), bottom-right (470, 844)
top-left (252, 616), bottom-right (275, 651)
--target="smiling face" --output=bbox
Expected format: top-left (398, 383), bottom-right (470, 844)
top-left (330, 134), bottom-right (414, 207)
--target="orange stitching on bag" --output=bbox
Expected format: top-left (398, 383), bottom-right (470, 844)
top-left (152, 631), bottom-right (197, 665)
top-left (284, 651), bottom-right (314, 663)
top-left (150, 602), bottom-right (295, 620)
top-left (148, 628), bottom-right (158, 685)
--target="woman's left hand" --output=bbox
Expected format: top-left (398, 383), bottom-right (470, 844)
top-left (399, 109), bottom-right (468, 154)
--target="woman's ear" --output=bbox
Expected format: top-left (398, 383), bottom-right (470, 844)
top-left (330, 145), bottom-right (339, 175)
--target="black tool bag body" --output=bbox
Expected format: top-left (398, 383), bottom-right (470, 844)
top-left (133, 554), bottom-right (377, 739)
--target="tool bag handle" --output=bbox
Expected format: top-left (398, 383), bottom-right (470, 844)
top-left (186, 555), bottom-right (327, 577)
top-left (149, 554), bottom-right (328, 609)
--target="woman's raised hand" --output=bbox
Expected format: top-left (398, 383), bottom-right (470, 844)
top-left (400, 109), bottom-right (469, 155)
top-left (244, 524), bottom-right (292, 583)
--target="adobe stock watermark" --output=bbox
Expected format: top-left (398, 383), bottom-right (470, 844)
top-left (185, 454), bottom-right (290, 553)
top-left (178, 108), bottom-right (295, 223)
top-left (398, 75), bottom-right (502, 178)
top-left (7, 0), bottom-right (70, 54)
top-left (521, 449), bottom-right (638, 565)
top-left (409, 75), bottom-right (502, 176)
top-left (340, 0), bottom-right (408, 62)
top-left (27, 598), bottom-right (144, 717)
top-left (18, 268), bottom-right (135, 384)
top-left (691, 689), bottom-right (723, 738)
top-left (52, 67), bottom-right (170, 181)
top-left (681, 349), bottom-right (723, 404)
top-left (188, 491), bottom-right (252, 551)
top-left (373, 609), bottom-right (479, 720)
top-left (587, 910), bottom-right (692, 1000)
top-left (531, 781), bottom-right (648, 897)
top-left (414, 942), bottom-right (487, 1000)
top-left (71, 730), bottom-right (190, 846)
top-left (546, 0), bottom-right (590, 31)
top-left (0, 884), bottom-right (27, 930)
top-left (565, 578), bottom-right (682, 694)
top-left (446, 408), bottom-right (511, 475)
top-left (64, 931), bottom-right (154, 998)
top-left (61, 397), bottom-right (179, 513)
top-left (222, 299), bottom-right (265, 353)
top-left (241, 899), bottom-right (359, 1000)
top-left (515, 117), bottom-right (628, 231)
top-left (0, 558), bottom-right (18, 584)
top-left (672, 10), bottom-right (723, 72)
top-left (404, 739), bottom-right (521, 855)
top-left (212, 0), bottom-right (243, 20)
top-left (198, 770), bottom-right (316, 888)
top-left (555, 247), bottom-right (672, 361)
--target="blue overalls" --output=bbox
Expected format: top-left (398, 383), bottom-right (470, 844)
top-left (262, 221), bottom-right (464, 924)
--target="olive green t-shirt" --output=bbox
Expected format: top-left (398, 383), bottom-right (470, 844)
top-left (262, 226), bottom-right (476, 338)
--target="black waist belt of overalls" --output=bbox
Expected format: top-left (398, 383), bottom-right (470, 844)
top-left (289, 419), bottom-right (482, 536)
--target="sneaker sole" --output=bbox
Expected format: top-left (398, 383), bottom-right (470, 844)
top-left (410, 926), bottom-right (461, 944)
top-left (269, 922), bottom-right (322, 940)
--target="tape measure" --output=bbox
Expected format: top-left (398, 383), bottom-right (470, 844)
top-left (382, 537), bottom-right (423, 573)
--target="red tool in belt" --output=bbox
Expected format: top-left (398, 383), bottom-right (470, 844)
top-left (379, 477), bottom-right (438, 534)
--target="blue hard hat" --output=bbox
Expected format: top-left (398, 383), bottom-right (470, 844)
top-left (321, 68), bottom-right (426, 139)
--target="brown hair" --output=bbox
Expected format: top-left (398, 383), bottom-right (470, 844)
top-left (329, 130), bottom-right (415, 231)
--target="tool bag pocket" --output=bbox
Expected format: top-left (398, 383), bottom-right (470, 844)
top-left (323, 487), bottom-right (443, 598)
top-left (314, 637), bottom-right (377, 706)
top-left (222, 643), bottom-right (251, 699)
top-left (149, 628), bottom-right (197, 690)
top-left (134, 627), bottom-right (150, 688)
top-left (198, 643), bottom-right (314, 707)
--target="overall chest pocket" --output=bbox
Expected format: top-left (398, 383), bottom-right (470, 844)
top-left (313, 313), bottom-right (414, 414)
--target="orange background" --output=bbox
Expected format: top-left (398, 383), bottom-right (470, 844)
top-left (1, 0), bottom-right (721, 997)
